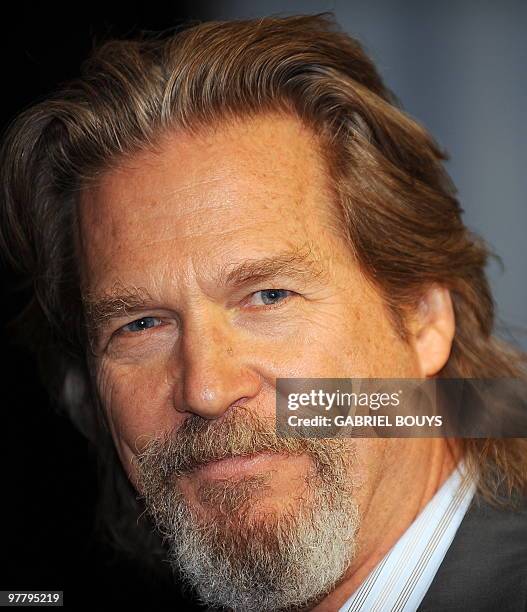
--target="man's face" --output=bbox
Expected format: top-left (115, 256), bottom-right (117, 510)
top-left (78, 113), bottom-right (423, 610)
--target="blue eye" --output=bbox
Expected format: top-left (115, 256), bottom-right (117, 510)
top-left (121, 317), bottom-right (161, 333)
top-left (250, 289), bottom-right (292, 306)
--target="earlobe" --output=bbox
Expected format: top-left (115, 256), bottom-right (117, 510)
top-left (412, 286), bottom-right (455, 377)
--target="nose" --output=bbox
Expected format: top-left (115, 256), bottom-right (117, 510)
top-left (175, 308), bottom-right (262, 419)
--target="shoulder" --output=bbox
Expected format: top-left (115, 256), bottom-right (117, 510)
top-left (418, 489), bottom-right (527, 611)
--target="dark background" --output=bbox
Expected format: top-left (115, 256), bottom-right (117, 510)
top-left (2, 2), bottom-right (526, 610)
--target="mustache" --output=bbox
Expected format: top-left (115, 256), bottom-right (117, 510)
top-left (134, 405), bottom-right (352, 481)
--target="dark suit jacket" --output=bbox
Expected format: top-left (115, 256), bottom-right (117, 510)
top-left (418, 491), bottom-right (527, 612)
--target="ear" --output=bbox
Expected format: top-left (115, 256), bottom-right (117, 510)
top-left (410, 286), bottom-right (455, 377)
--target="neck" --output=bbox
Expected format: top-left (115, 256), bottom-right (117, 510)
top-left (311, 438), bottom-right (462, 612)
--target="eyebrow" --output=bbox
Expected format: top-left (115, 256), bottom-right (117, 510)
top-left (221, 244), bottom-right (328, 287)
top-left (83, 284), bottom-right (155, 341)
top-left (83, 244), bottom-right (328, 338)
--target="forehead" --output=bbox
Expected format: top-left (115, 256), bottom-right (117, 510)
top-left (77, 113), bottom-right (342, 293)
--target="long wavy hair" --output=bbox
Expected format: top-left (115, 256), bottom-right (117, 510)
top-left (1, 14), bottom-right (526, 562)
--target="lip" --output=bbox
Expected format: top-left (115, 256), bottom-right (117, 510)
top-left (196, 452), bottom-right (287, 479)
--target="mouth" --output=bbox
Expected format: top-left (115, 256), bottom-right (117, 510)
top-left (195, 451), bottom-right (289, 479)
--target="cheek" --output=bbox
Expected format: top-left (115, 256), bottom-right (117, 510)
top-left (326, 297), bottom-right (419, 378)
top-left (96, 358), bottom-right (180, 479)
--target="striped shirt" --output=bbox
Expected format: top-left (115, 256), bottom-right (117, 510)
top-left (339, 461), bottom-right (477, 612)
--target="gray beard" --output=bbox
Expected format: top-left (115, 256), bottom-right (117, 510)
top-left (134, 408), bottom-right (361, 611)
